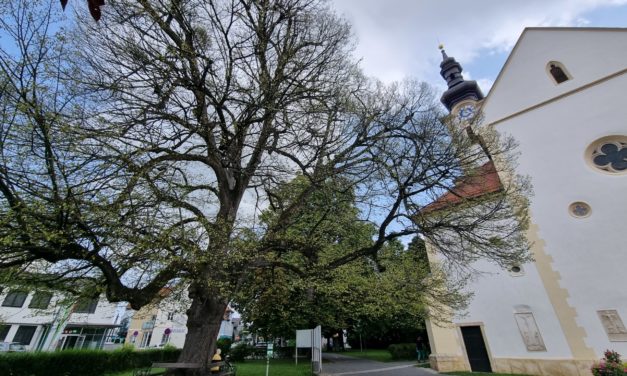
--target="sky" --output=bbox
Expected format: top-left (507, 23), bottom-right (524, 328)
top-left (329, 0), bottom-right (627, 95)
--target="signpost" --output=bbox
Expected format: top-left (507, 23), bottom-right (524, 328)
top-left (295, 326), bottom-right (322, 373)
top-left (265, 343), bottom-right (273, 376)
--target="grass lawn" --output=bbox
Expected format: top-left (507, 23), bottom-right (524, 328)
top-left (105, 369), bottom-right (165, 376)
top-left (444, 372), bottom-right (530, 376)
top-left (107, 360), bottom-right (310, 376)
top-left (235, 359), bottom-right (311, 376)
top-left (341, 349), bottom-right (393, 362)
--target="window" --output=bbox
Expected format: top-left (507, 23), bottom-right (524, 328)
top-left (140, 331), bottom-right (152, 348)
top-left (507, 264), bottom-right (525, 277)
top-left (29, 292), bottom-right (53, 309)
top-left (547, 61), bottom-right (570, 84)
top-left (0, 325), bottom-right (10, 341)
top-left (161, 332), bottom-right (170, 345)
top-left (13, 325), bottom-right (37, 345)
top-left (509, 265), bottom-right (525, 276)
top-left (167, 312), bottom-right (175, 321)
top-left (2, 290), bottom-right (28, 308)
top-left (587, 136), bottom-right (627, 174)
top-left (74, 298), bottom-right (99, 314)
top-left (569, 202), bottom-right (591, 218)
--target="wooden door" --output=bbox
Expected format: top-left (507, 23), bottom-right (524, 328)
top-left (460, 326), bottom-right (492, 372)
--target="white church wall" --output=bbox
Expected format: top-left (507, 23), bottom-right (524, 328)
top-left (483, 28), bottom-right (627, 126)
top-left (453, 257), bottom-right (573, 359)
top-left (493, 70), bottom-right (627, 357)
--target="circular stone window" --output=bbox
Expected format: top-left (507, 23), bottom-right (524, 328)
top-left (586, 136), bottom-right (627, 174)
top-left (508, 265), bottom-right (524, 276)
top-left (569, 201), bottom-right (591, 218)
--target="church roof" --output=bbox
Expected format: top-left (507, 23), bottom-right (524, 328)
top-left (422, 161), bottom-right (503, 213)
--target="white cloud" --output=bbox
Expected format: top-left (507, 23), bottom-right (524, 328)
top-left (330, 0), bottom-right (627, 85)
top-left (477, 78), bottom-right (496, 95)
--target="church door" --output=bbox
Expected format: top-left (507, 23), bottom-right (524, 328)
top-left (460, 326), bottom-right (492, 372)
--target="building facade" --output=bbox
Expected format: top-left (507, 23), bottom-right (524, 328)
top-left (0, 289), bottom-right (121, 351)
top-left (426, 28), bottom-right (627, 376)
top-left (125, 293), bottom-right (235, 349)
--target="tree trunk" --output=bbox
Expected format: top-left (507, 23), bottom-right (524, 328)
top-left (175, 288), bottom-right (228, 376)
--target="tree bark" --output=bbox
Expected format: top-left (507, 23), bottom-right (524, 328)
top-left (176, 287), bottom-right (228, 376)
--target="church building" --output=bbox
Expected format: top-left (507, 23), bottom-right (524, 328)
top-left (424, 28), bottom-right (627, 376)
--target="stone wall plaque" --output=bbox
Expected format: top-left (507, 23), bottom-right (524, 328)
top-left (514, 312), bottom-right (547, 351)
top-left (598, 310), bottom-right (627, 342)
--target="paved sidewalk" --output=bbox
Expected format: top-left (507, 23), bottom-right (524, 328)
top-left (320, 353), bottom-right (438, 376)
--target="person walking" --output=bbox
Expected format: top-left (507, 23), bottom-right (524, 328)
top-left (415, 336), bottom-right (426, 362)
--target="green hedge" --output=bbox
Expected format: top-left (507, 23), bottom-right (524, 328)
top-left (229, 344), bottom-right (254, 361)
top-left (0, 347), bottom-right (181, 376)
top-left (216, 338), bottom-right (232, 357)
top-left (229, 344), bottom-right (293, 362)
top-left (387, 343), bottom-right (416, 360)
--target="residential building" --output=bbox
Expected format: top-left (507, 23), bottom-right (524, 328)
top-left (0, 289), bottom-right (121, 351)
top-left (425, 28), bottom-right (627, 376)
top-left (125, 291), bottom-right (235, 348)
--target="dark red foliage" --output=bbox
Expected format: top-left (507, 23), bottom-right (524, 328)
top-left (59, 0), bottom-right (105, 21)
top-left (87, 0), bottom-right (105, 21)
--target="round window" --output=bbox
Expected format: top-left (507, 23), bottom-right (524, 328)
top-left (508, 264), bottom-right (524, 276)
top-left (586, 136), bottom-right (627, 174)
top-left (569, 202), bottom-right (591, 218)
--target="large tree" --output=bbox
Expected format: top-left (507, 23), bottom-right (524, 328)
top-left (0, 0), bottom-right (530, 369)
top-left (237, 178), bottom-right (465, 342)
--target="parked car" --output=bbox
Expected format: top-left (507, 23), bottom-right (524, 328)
top-left (0, 342), bottom-right (26, 352)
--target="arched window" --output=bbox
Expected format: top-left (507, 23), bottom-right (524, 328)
top-left (547, 61), bottom-right (570, 84)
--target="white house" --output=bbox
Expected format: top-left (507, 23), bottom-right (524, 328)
top-left (425, 27), bottom-right (627, 376)
top-left (125, 289), bottom-right (235, 348)
top-left (0, 289), bottom-right (121, 351)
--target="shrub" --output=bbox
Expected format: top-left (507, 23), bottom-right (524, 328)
top-left (252, 346), bottom-right (266, 359)
top-left (591, 350), bottom-right (626, 376)
top-left (387, 343), bottom-right (416, 360)
top-left (275, 346), bottom-right (293, 359)
top-left (217, 338), bottom-right (232, 357)
top-left (229, 344), bottom-right (254, 362)
top-left (0, 347), bottom-right (181, 376)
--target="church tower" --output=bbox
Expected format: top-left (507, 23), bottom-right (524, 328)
top-left (438, 46), bottom-right (494, 163)
top-left (439, 46), bottom-right (484, 114)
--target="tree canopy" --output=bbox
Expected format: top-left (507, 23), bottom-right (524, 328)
top-left (236, 177), bottom-right (467, 341)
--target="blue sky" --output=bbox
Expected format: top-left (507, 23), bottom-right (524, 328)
top-left (330, 0), bottom-right (627, 95)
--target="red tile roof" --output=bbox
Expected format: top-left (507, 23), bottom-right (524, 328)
top-left (422, 161), bottom-right (503, 213)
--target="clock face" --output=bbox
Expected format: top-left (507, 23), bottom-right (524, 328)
top-left (457, 104), bottom-right (475, 120)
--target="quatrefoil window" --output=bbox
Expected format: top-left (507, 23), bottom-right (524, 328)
top-left (587, 136), bottom-right (627, 174)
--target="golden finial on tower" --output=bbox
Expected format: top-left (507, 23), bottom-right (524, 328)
top-left (439, 43), bottom-right (448, 59)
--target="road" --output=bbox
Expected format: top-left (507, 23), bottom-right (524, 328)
top-left (320, 353), bottom-right (438, 376)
